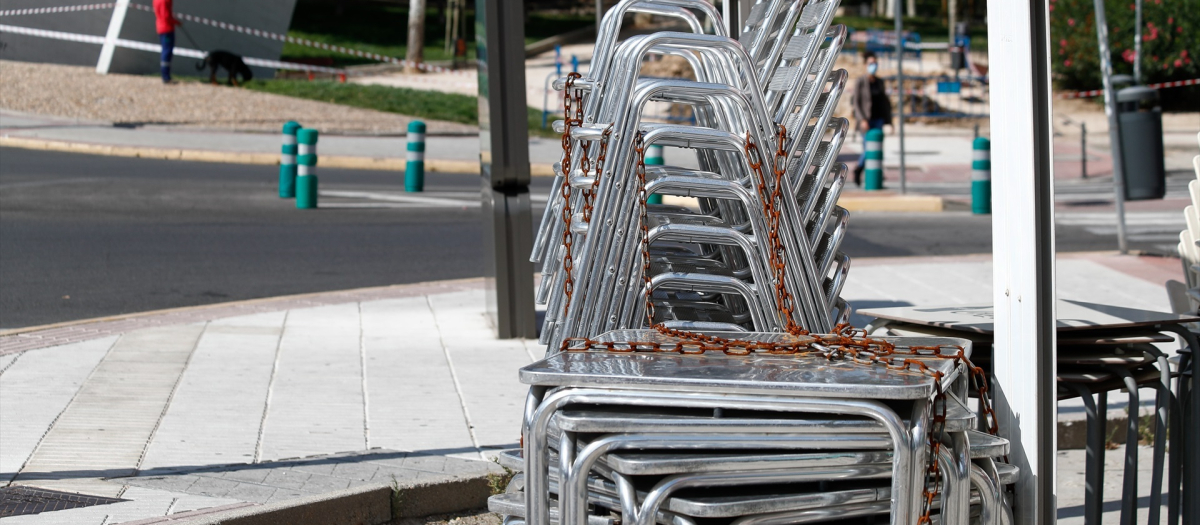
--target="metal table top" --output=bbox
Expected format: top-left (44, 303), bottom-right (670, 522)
top-left (860, 299), bottom-right (1200, 334)
top-left (521, 331), bottom-right (971, 400)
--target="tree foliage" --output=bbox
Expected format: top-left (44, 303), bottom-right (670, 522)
top-left (1049, 0), bottom-right (1198, 90)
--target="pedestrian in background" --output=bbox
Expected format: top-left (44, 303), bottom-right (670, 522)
top-left (851, 50), bottom-right (892, 186)
top-left (154, 0), bottom-right (181, 83)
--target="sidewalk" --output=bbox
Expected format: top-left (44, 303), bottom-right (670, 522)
top-left (0, 251), bottom-right (1185, 523)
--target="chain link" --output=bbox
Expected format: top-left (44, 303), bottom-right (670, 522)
top-left (558, 73), bottom-right (583, 317)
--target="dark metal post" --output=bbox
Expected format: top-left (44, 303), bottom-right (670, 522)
top-left (1081, 122), bottom-right (1087, 179)
top-left (726, 0), bottom-right (740, 40)
top-left (476, 0), bottom-right (537, 338)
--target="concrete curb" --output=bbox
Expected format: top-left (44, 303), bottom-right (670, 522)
top-left (126, 475), bottom-right (497, 525)
top-left (0, 136), bottom-right (558, 176)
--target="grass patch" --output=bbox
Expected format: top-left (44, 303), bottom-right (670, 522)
top-left (242, 79), bottom-right (557, 137)
top-left (285, 0), bottom-right (593, 67)
top-left (833, 15), bottom-right (989, 50)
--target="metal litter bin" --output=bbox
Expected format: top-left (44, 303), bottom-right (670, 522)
top-left (1116, 86), bottom-right (1165, 200)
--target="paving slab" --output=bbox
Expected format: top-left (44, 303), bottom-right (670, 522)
top-left (0, 254), bottom-right (1189, 523)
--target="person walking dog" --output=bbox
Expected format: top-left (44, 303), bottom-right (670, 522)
top-left (154, 0), bottom-right (182, 83)
top-left (850, 51), bottom-right (892, 186)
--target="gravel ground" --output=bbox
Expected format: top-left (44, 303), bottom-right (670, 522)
top-left (391, 509), bottom-right (502, 525)
top-left (0, 60), bottom-right (476, 135)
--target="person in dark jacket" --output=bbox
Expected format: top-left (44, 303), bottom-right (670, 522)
top-left (154, 0), bottom-right (181, 83)
top-left (850, 51), bottom-right (892, 186)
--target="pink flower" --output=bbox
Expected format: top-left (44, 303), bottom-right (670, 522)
top-left (1060, 39), bottom-right (1067, 47)
top-left (1168, 17), bottom-right (1174, 24)
top-left (1059, 48), bottom-right (1065, 55)
top-left (1064, 59), bottom-right (1072, 67)
top-left (1068, 18), bottom-right (1075, 27)
top-left (1129, 3), bottom-right (1135, 10)
top-left (1049, 4), bottom-right (1054, 10)
top-left (1176, 59), bottom-right (1184, 68)
top-left (1183, 50), bottom-right (1190, 59)
top-left (1123, 49), bottom-right (1137, 63)
top-left (1179, 26), bottom-right (1185, 34)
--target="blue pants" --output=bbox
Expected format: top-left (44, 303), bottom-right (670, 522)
top-left (159, 32), bottom-right (174, 82)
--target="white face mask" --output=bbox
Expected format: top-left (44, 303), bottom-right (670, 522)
top-left (866, 63), bottom-right (878, 75)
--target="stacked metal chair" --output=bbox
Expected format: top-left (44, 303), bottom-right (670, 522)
top-left (500, 1), bottom-right (1020, 524)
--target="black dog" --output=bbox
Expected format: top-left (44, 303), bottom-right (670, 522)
top-left (196, 50), bottom-right (253, 86)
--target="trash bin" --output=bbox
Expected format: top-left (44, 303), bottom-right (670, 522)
top-left (1116, 86), bottom-right (1166, 200)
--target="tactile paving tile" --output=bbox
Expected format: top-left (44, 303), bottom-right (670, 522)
top-left (0, 486), bottom-right (125, 517)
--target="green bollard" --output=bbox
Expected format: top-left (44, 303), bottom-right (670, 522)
top-left (864, 128), bottom-right (884, 191)
top-left (296, 128), bottom-right (319, 209)
top-left (645, 144), bottom-right (664, 204)
top-left (972, 137), bottom-right (991, 214)
top-left (405, 121), bottom-right (426, 192)
top-left (279, 121), bottom-right (301, 198)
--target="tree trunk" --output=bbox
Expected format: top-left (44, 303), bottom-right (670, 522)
top-left (406, 0), bottom-right (426, 74)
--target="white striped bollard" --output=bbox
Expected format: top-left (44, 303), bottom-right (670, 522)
top-left (278, 121), bottom-right (301, 198)
top-left (296, 128), bottom-right (319, 209)
top-left (972, 137), bottom-right (991, 215)
top-left (405, 121), bottom-right (425, 192)
top-left (864, 128), bottom-right (884, 191)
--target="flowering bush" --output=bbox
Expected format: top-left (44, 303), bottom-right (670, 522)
top-left (1048, 0), bottom-right (1198, 91)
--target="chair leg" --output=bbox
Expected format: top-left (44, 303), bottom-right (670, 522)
top-left (1105, 366), bottom-right (1141, 525)
top-left (1062, 381), bottom-right (1102, 525)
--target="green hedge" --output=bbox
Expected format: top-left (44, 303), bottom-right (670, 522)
top-left (1049, 0), bottom-right (1198, 90)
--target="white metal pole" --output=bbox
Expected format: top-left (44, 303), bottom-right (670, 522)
top-left (1092, 0), bottom-right (1130, 254)
top-left (1134, 0), bottom-right (1142, 85)
top-left (987, 0), bottom-right (1058, 523)
top-left (894, 2), bottom-right (906, 193)
top-left (96, 0), bottom-right (130, 74)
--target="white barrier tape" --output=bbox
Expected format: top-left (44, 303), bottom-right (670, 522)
top-left (126, 3), bottom-right (473, 77)
top-left (1057, 78), bottom-right (1199, 99)
top-left (0, 3), bottom-right (115, 17)
top-left (0, 23), bottom-right (344, 73)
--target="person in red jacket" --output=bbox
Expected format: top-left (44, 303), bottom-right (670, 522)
top-left (154, 0), bottom-right (181, 83)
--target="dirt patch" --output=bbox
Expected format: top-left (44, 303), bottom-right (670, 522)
top-left (0, 60), bottom-right (475, 135)
top-left (392, 509), bottom-right (502, 525)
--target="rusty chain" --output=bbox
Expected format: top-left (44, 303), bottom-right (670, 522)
top-left (558, 72), bottom-right (583, 317)
top-left (553, 83), bottom-right (1002, 522)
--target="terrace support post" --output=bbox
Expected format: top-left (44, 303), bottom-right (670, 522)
top-left (987, 0), bottom-right (1058, 523)
top-left (476, 0), bottom-right (537, 339)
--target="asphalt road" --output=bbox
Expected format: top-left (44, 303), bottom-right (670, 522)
top-left (0, 147), bottom-right (1175, 328)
